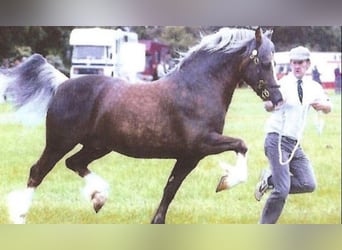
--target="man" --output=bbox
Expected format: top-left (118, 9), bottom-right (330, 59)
top-left (254, 46), bottom-right (332, 224)
top-left (156, 59), bottom-right (169, 79)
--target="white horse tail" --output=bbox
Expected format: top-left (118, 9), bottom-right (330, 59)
top-left (0, 68), bottom-right (10, 104)
top-left (3, 54), bottom-right (68, 125)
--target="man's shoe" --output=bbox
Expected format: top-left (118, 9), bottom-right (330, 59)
top-left (254, 169), bottom-right (272, 201)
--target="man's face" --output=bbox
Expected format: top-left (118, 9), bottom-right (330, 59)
top-left (290, 59), bottom-right (310, 79)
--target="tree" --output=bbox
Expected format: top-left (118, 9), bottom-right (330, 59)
top-left (271, 26), bottom-right (341, 52)
top-left (1, 26), bottom-right (340, 68)
top-left (0, 26), bottom-right (73, 68)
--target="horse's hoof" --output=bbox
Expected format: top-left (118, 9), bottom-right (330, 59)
top-left (91, 191), bottom-right (107, 213)
top-left (216, 175), bottom-right (229, 192)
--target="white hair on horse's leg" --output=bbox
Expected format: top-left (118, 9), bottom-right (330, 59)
top-left (235, 152), bottom-right (248, 180)
top-left (7, 187), bottom-right (35, 224)
top-left (216, 153), bottom-right (248, 191)
top-left (82, 172), bottom-right (110, 213)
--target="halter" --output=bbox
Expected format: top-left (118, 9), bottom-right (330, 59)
top-left (251, 49), bottom-right (270, 100)
top-left (240, 48), bottom-right (279, 101)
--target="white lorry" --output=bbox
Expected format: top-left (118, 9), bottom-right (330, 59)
top-left (69, 27), bottom-right (145, 81)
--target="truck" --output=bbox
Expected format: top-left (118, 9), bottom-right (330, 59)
top-left (69, 27), bottom-right (145, 81)
top-left (274, 51), bottom-right (341, 88)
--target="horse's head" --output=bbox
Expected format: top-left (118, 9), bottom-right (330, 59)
top-left (239, 28), bottom-right (283, 107)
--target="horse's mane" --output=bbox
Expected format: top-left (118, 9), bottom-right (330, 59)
top-left (176, 28), bottom-right (258, 69)
top-left (195, 28), bottom-right (256, 53)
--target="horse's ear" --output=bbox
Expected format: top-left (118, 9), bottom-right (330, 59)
top-left (255, 27), bottom-right (263, 47)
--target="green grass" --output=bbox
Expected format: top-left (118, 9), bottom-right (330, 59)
top-left (0, 89), bottom-right (340, 224)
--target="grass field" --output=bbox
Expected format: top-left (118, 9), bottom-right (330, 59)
top-left (0, 88), bottom-right (340, 224)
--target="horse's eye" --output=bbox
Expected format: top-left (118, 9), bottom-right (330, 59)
top-left (261, 62), bottom-right (272, 70)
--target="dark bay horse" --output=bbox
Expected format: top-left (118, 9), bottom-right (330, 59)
top-left (4, 27), bottom-right (283, 224)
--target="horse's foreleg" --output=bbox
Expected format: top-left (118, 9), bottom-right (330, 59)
top-left (65, 146), bottom-right (111, 213)
top-left (201, 133), bottom-right (248, 192)
top-left (151, 158), bottom-right (200, 224)
top-left (216, 152), bottom-right (248, 192)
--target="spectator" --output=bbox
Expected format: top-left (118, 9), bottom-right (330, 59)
top-left (156, 60), bottom-right (169, 79)
top-left (334, 66), bottom-right (341, 94)
top-left (312, 65), bottom-right (321, 84)
top-left (276, 66), bottom-right (285, 80)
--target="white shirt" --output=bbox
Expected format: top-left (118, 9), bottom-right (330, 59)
top-left (265, 74), bottom-right (332, 140)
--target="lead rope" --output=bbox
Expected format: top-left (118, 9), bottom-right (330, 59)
top-left (278, 104), bottom-right (310, 165)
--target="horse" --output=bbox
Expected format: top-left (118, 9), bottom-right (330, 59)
top-left (3, 27), bottom-right (283, 224)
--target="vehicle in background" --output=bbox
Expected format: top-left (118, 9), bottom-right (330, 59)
top-left (138, 40), bottom-right (170, 81)
top-left (274, 51), bottom-right (341, 88)
top-left (69, 28), bottom-right (145, 81)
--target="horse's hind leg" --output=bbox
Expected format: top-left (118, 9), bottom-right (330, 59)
top-left (65, 145), bottom-right (111, 213)
top-left (7, 145), bottom-right (73, 224)
top-left (151, 157), bottom-right (200, 224)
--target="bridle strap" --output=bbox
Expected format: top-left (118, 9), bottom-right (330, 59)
top-left (238, 48), bottom-right (279, 100)
top-left (238, 49), bottom-right (259, 73)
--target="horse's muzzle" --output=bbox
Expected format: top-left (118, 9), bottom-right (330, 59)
top-left (272, 98), bottom-right (284, 110)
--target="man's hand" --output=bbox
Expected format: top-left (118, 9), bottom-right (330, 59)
top-left (311, 99), bottom-right (332, 114)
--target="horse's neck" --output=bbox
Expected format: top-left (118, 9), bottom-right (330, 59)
top-left (171, 67), bottom-right (240, 113)
top-left (171, 50), bottom-right (244, 111)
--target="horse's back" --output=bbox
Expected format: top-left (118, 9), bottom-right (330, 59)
top-left (46, 76), bottom-right (123, 142)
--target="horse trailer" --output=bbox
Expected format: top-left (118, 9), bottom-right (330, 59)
top-left (69, 28), bottom-right (145, 81)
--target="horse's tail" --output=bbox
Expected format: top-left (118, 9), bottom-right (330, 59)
top-left (0, 68), bottom-right (10, 104)
top-left (3, 54), bottom-right (68, 125)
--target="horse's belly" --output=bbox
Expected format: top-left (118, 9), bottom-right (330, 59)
top-left (114, 146), bottom-right (179, 159)
top-left (110, 132), bottom-right (185, 159)
top-left (109, 137), bottom-right (186, 158)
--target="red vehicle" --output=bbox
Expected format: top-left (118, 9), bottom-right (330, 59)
top-left (139, 40), bottom-right (170, 81)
